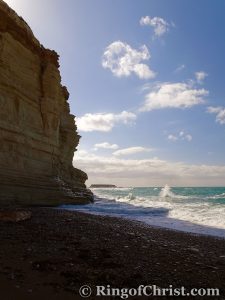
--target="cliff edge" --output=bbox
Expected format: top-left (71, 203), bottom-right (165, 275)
top-left (0, 0), bottom-right (93, 206)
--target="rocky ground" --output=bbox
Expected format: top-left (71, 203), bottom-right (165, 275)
top-left (0, 208), bottom-right (225, 299)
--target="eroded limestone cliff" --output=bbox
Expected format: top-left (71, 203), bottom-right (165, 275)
top-left (0, 0), bottom-right (93, 206)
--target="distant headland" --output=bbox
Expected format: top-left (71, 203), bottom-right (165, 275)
top-left (90, 184), bottom-right (117, 188)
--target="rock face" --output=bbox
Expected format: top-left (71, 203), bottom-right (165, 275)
top-left (0, 0), bottom-right (93, 206)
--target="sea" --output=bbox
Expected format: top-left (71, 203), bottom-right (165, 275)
top-left (61, 185), bottom-right (225, 238)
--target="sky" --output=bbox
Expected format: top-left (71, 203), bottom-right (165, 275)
top-left (5, 0), bottom-right (225, 186)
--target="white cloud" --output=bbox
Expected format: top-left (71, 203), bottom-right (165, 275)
top-left (140, 16), bottom-right (170, 37)
top-left (113, 147), bottom-right (152, 156)
top-left (73, 151), bottom-right (225, 186)
top-left (168, 131), bottom-right (192, 142)
top-left (195, 71), bottom-right (208, 84)
top-left (140, 82), bottom-right (208, 112)
top-left (168, 134), bottom-right (178, 141)
top-left (76, 111), bottom-right (136, 132)
top-left (207, 106), bottom-right (225, 125)
top-left (76, 150), bottom-right (88, 156)
top-left (179, 131), bottom-right (184, 137)
top-left (94, 142), bottom-right (119, 150)
top-left (102, 41), bottom-right (155, 79)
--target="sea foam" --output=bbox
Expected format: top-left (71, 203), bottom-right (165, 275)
top-left (60, 185), bottom-right (225, 238)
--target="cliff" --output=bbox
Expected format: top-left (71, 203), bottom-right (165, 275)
top-left (0, 0), bottom-right (93, 206)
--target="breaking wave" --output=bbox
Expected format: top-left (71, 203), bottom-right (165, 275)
top-left (60, 186), bottom-right (225, 238)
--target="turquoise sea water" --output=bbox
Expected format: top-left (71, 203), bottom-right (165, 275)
top-left (61, 185), bottom-right (225, 238)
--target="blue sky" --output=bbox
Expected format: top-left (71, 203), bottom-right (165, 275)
top-left (6, 0), bottom-right (225, 186)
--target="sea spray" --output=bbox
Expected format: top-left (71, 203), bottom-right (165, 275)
top-left (159, 184), bottom-right (175, 198)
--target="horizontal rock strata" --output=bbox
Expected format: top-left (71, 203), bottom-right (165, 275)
top-left (0, 0), bottom-right (93, 206)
